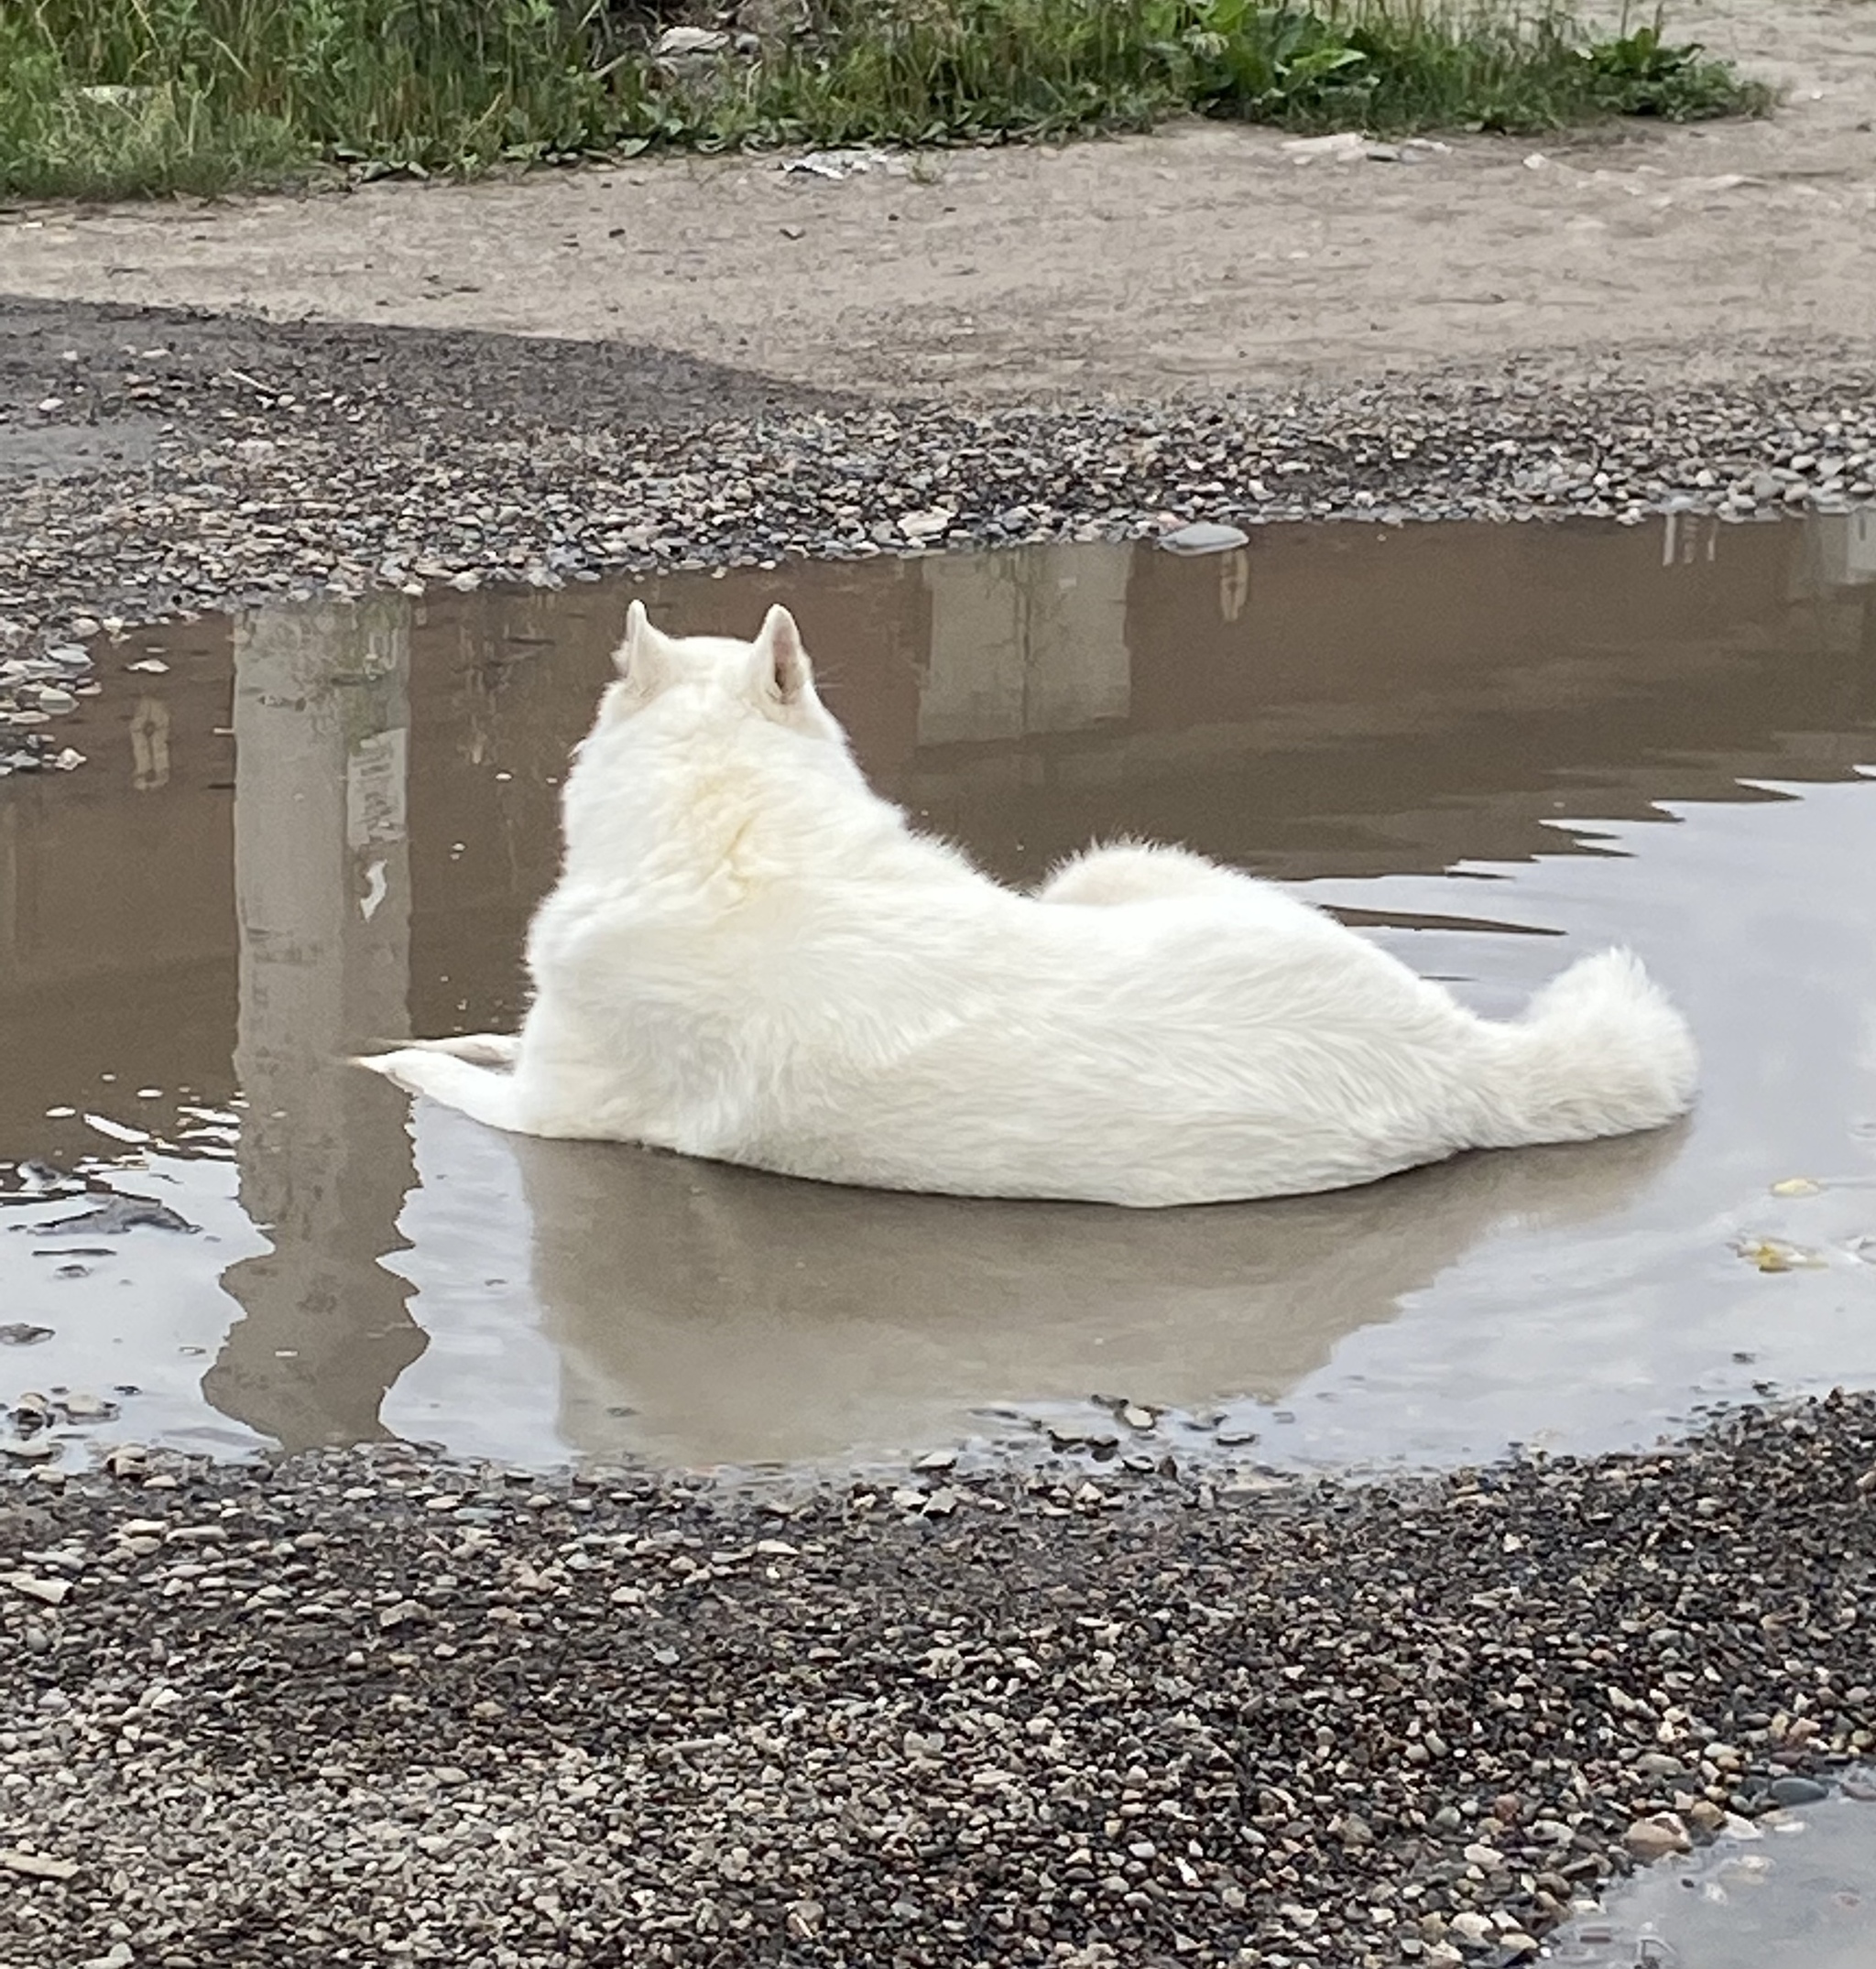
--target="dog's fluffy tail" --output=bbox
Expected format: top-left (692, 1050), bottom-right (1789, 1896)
top-left (1477, 949), bottom-right (1696, 1148)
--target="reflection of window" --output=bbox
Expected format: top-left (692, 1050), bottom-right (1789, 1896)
top-left (1794, 513), bottom-right (1876, 604)
top-left (917, 549), bottom-right (1131, 746)
top-left (130, 696), bottom-right (170, 793)
top-left (345, 726), bottom-right (409, 852)
top-left (456, 594), bottom-right (563, 767)
top-left (1219, 549), bottom-right (1251, 626)
top-left (1660, 510), bottom-right (1718, 569)
top-left (1827, 511), bottom-right (1876, 587)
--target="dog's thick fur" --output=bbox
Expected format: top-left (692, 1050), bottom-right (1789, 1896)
top-left (357, 603), bottom-right (1697, 1207)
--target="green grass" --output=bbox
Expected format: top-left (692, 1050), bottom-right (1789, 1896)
top-left (0, 0), bottom-right (1774, 201)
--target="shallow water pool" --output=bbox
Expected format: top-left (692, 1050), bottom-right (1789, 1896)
top-left (2, 512), bottom-right (1874, 1474)
top-left (1560, 1784), bottom-right (1876, 1969)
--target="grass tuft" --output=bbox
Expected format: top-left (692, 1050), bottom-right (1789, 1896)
top-left (0, 1), bottom-right (1774, 201)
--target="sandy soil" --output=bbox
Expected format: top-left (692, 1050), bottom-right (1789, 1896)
top-left (1, 3), bottom-right (1871, 401)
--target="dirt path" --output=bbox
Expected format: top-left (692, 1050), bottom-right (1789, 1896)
top-left (1, 3), bottom-right (1871, 401)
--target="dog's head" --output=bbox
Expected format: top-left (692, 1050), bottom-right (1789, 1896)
top-left (598, 599), bottom-right (849, 756)
top-left (562, 601), bottom-right (865, 868)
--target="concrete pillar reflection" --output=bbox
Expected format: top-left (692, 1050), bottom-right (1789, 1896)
top-left (916, 545), bottom-right (1131, 746)
top-left (207, 595), bottom-right (426, 1450)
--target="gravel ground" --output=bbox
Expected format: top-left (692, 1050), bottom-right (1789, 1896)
top-left (3, 1391), bottom-right (1872, 1969)
top-left (4, 299), bottom-right (1876, 773)
top-left (5, 296), bottom-right (1876, 1962)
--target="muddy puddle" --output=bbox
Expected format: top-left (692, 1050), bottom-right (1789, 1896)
top-left (1, 512), bottom-right (1874, 1476)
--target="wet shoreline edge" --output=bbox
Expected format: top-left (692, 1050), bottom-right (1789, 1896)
top-left (3, 299), bottom-right (1874, 780)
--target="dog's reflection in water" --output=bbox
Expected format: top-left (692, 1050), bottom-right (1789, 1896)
top-left (501, 1120), bottom-right (1685, 1466)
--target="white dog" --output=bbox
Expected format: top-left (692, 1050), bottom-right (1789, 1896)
top-left (356, 602), bottom-right (1696, 1207)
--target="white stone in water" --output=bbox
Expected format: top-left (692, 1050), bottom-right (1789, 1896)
top-left (1624, 1811), bottom-right (1691, 1860)
top-left (1159, 520), bottom-right (1249, 556)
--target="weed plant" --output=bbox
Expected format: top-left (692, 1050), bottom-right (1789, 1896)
top-left (0, 0), bottom-right (1772, 199)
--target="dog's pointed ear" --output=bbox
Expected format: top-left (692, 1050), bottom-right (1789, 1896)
top-left (614, 597), bottom-right (659, 682)
top-left (755, 604), bottom-right (810, 703)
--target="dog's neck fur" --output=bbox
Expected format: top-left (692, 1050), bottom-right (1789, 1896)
top-left (559, 692), bottom-right (952, 897)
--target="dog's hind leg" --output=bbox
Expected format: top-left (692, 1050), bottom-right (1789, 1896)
top-left (354, 1048), bottom-right (537, 1134)
top-left (1039, 843), bottom-right (1267, 908)
top-left (399, 1032), bottom-right (521, 1068)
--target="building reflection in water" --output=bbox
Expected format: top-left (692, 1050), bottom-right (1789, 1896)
top-left (207, 597), bottom-right (428, 1451)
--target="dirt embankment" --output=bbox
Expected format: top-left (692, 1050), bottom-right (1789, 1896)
top-left (1, 2), bottom-right (1871, 403)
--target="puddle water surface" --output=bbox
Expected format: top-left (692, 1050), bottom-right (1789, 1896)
top-left (2, 514), bottom-right (1874, 1474)
top-left (1558, 1784), bottom-right (1876, 1968)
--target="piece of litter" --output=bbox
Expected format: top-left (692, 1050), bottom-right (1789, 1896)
top-left (781, 147), bottom-right (900, 181)
top-left (1281, 130), bottom-right (1369, 162)
top-left (27, 1195), bottom-right (197, 1236)
top-left (1735, 1238), bottom-right (1827, 1274)
top-left (1160, 520), bottom-right (1250, 556)
top-left (652, 25), bottom-right (728, 57)
top-left (1769, 1176), bottom-right (1822, 1197)
top-left (125, 658), bottom-right (169, 674)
